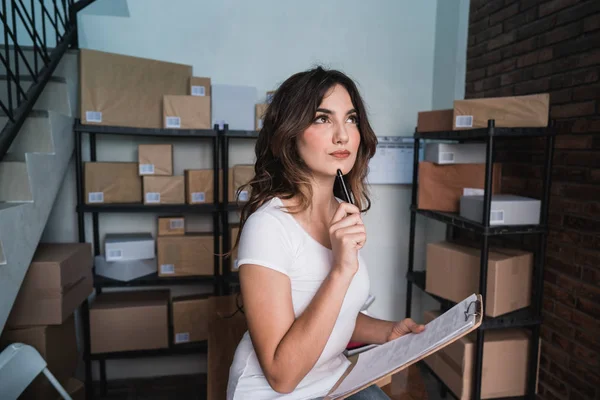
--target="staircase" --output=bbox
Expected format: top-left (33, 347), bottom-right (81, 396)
top-left (0, 48), bottom-right (79, 334)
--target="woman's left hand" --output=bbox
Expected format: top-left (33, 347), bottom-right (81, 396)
top-left (386, 318), bottom-right (425, 342)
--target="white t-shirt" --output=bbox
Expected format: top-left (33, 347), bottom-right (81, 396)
top-left (227, 197), bottom-right (370, 400)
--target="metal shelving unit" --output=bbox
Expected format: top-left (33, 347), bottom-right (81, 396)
top-left (405, 120), bottom-right (555, 400)
top-left (74, 120), bottom-right (222, 399)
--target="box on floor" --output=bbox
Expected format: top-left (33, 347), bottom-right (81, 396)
top-left (138, 144), bottom-right (173, 176)
top-left (172, 295), bottom-right (213, 344)
top-left (90, 290), bottom-right (169, 354)
top-left (157, 234), bottom-right (215, 276)
top-left (6, 243), bottom-right (93, 328)
top-left (80, 49), bottom-right (191, 129)
top-left (143, 176), bottom-right (185, 204)
top-left (425, 241), bottom-right (532, 317)
top-left (0, 316), bottom-right (78, 400)
top-left (418, 162), bottom-right (502, 212)
top-left (423, 310), bottom-right (537, 399)
top-left (85, 162), bottom-right (142, 204)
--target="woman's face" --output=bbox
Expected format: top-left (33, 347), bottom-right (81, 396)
top-left (297, 84), bottom-right (361, 178)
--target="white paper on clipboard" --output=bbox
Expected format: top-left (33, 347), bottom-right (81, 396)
top-left (325, 294), bottom-right (481, 399)
top-left (367, 137), bottom-right (422, 185)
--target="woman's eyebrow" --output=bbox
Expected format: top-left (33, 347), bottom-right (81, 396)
top-left (315, 108), bottom-right (357, 115)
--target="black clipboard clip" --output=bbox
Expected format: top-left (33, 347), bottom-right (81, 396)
top-left (464, 299), bottom-right (481, 322)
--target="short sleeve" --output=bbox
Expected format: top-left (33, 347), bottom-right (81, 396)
top-left (236, 211), bottom-right (295, 276)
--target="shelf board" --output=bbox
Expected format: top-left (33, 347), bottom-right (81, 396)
top-left (413, 207), bottom-right (546, 236)
top-left (414, 126), bottom-right (555, 140)
top-left (93, 272), bottom-right (218, 288)
top-left (74, 120), bottom-right (217, 138)
top-left (78, 203), bottom-right (218, 213)
top-left (225, 202), bottom-right (248, 211)
top-left (407, 271), bottom-right (542, 330)
top-left (225, 130), bottom-right (259, 138)
top-left (88, 340), bottom-right (207, 360)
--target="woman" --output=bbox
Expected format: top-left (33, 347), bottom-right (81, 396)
top-left (227, 67), bottom-right (425, 400)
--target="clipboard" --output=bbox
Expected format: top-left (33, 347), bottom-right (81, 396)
top-left (324, 294), bottom-right (483, 400)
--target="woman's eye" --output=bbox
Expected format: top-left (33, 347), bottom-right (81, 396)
top-left (347, 115), bottom-right (359, 124)
top-left (314, 115), bottom-right (328, 124)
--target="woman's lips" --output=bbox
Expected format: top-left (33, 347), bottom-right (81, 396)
top-left (330, 151), bottom-right (350, 159)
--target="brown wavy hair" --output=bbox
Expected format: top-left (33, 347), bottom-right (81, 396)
top-left (233, 66), bottom-right (378, 252)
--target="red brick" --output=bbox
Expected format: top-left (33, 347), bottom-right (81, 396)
top-left (554, 31), bottom-right (600, 58)
top-left (539, 21), bottom-right (584, 47)
top-left (539, 0), bottom-right (580, 17)
top-left (482, 75), bottom-right (501, 90)
top-left (469, 16), bottom-right (490, 36)
top-left (571, 307), bottom-right (600, 331)
top-left (548, 228), bottom-right (581, 245)
top-left (543, 297), bottom-right (555, 313)
top-left (544, 281), bottom-right (577, 306)
top-left (572, 118), bottom-right (600, 133)
top-left (591, 169), bottom-right (600, 183)
top-left (541, 363), bottom-right (571, 397)
top-left (467, 41), bottom-right (488, 59)
top-left (582, 266), bottom-right (600, 286)
top-left (549, 197), bottom-right (586, 215)
top-left (574, 342), bottom-right (600, 368)
top-left (555, 134), bottom-right (591, 149)
top-left (555, 0), bottom-right (600, 25)
top-left (486, 58), bottom-right (516, 76)
top-left (579, 48), bottom-right (600, 68)
top-left (584, 13), bottom-right (600, 32)
top-left (544, 310), bottom-right (575, 337)
top-left (551, 330), bottom-right (577, 355)
top-left (546, 255), bottom-right (582, 279)
top-left (474, 23), bottom-right (503, 44)
top-left (550, 68), bottom-right (599, 89)
top-left (585, 202), bottom-right (600, 218)
top-left (487, 31), bottom-right (517, 50)
top-left (503, 36), bottom-right (538, 59)
top-left (569, 359), bottom-right (600, 388)
top-left (466, 67), bottom-right (486, 83)
top-left (517, 47), bottom-right (553, 68)
top-left (514, 77), bottom-right (551, 95)
top-left (484, 85), bottom-right (515, 97)
top-left (559, 151), bottom-right (600, 168)
top-left (549, 360), bottom-right (597, 398)
top-left (468, 49), bottom-right (503, 69)
top-left (553, 301), bottom-right (572, 321)
top-left (516, 15), bottom-right (557, 41)
top-left (470, 0), bottom-right (504, 24)
top-left (574, 329), bottom-right (600, 354)
top-left (572, 83), bottom-right (600, 101)
top-left (539, 384), bottom-right (564, 400)
top-left (564, 214), bottom-right (600, 233)
top-left (542, 338), bottom-right (571, 364)
top-left (577, 297), bottom-right (600, 320)
top-left (504, 7), bottom-right (538, 32)
top-left (551, 165), bottom-right (588, 182)
top-left (489, 3), bottom-right (520, 25)
top-left (547, 211), bottom-right (564, 228)
top-left (551, 101), bottom-right (596, 118)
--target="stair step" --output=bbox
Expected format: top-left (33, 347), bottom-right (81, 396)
top-left (0, 76), bottom-right (71, 117)
top-left (1, 110), bottom-right (54, 158)
top-left (0, 161), bottom-right (32, 202)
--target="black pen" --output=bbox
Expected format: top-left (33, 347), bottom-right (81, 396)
top-left (337, 169), bottom-right (353, 205)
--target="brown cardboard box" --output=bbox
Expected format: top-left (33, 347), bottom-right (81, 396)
top-left (417, 109), bottom-right (454, 133)
top-left (425, 241), bottom-right (532, 317)
top-left (85, 162), bottom-right (142, 204)
top-left (185, 169), bottom-right (215, 204)
top-left (423, 310), bottom-right (532, 399)
top-left (230, 225), bottom-right (240, 271)
top-left (255, 103), bottom-right (268, 130)
top-left (7, 243), bottom-right (93, 328)
top-left (157, 234), bottom-right (215, 276)
top-left (58, 378), bottom-right (85, 400)
top-left (138, 144), bottom-right (173, 176)
top-left (1, 316), bottom-right (77, 400)
top-left (418, 162), bottom-right (502, 212)
top-left (453, 94), bottom-right (549, 130)
top-left (143, 176), bottom-right (185, 204)
top-left (163, 95), bottom-right (211, 129)
top-left (172, 295), bottom-right (213, 344)
top-left (80, 49), bottom-right (191, 129)
top-left (232, 165), bottom-right (254, 202)
top-left (158, 216), bottom-right (185, 236)
top-left (90, 290), bottom-right (169, 354)
top-left (189, 76), bottom-right (211, 96)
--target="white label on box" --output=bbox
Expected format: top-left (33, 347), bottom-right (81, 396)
top-left (490, 210), bottom-right (505, 224)
top-left (166, 116), bottom-right (181, 128)
top-left (463, 188), bottom-right (485, 196)
top-left (88, 192), bottom-right (104, 203)
top-left (170, 219), bottom-right (184, 229)
top-left (192, 192), bottom-right (206, 203)
top-left (161, 264), bottom-right (175, 274)
top-left (455, 115), bottom-right (473, 128)
top-left (191, 85), bottom-right (206, 96)
top-left (258, 119), bottom-right (264, 129)
top-left (139, 164), bottom-right (155, 175)
top-left (86, 111), bottom-right (102, 123)
top-left (440, 152), bottom-right (455, 163)
top-left (239, 190), bottom-right (249, 202)
top-left (146, 192), bottom-right (161, 203)
top-left (107, 249), bottom-right (122, 260)
top-left (175, 332), bottom-right (190, 343)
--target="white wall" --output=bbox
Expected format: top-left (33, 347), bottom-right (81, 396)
top-left (42, 0), bottom-right (469, 380)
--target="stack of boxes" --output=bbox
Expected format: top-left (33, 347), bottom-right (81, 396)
top-left (416, 93), bottom-right (549, 398)
top-left (0, 243), bottom-right (92, 399)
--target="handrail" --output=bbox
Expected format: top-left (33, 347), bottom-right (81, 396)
top-left (0, 0), bottom-right (95, 160)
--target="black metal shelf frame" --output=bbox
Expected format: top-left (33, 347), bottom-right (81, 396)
top-left (74, 122), bottom-right (223, 397)
top-left (405, 120), bottom-right (555, 400)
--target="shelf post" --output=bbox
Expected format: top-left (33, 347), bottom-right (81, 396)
top-left (405, 134), bottom-right (420, 318)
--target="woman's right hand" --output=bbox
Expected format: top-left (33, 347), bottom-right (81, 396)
top-left (329, 202), bottom-right (366, 277)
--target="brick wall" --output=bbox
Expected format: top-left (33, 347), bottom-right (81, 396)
top-left (465, 1), bottom-right (599, 399)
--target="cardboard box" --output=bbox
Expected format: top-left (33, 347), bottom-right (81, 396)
top-left (90, 290), bottom-right (169, 354)
top-left (58, 378), bottom-right (85, 400)
top-left (85, 162), bottom-right (142, 204)
top-left (80, 49), bottom-right (191, 129)
top-left (425, 241), bottom-right (532, 317)
top-left (230, 225), bottom-right (240, 271)
top-left (138, 144), bottom-right (173, 176)
top-left (94, 256), bottom-right (157, 282)
top-left (185, 169), bottom-right (215, 204)
top-left (232, 165), bottom-right (254, 202)
top-left (172, 295), bottom-right (213, 344)
top-left (423, 310), bottom-right (532, 399)
top-left (453, 94), bottom-right (549, 130)
top-left (460, 195), bottom-right (542, 226)
top-left (163, 95), bottom-right (211, 129)
top-left (0, 317), bottom-right (77, 400)
top-left (418, 162), bottom-right (502, 212)
top-left (105, 233), bottom-right (155, 262)
top-left (190, 76), bottom-right (211, 96)
top-left (157, 234), bottom-right (215, 276)
top-left (424, 143), bottom-right (486, 165)
top-left (6, 243), bottom-right (93, 328)
top-left (255, 103), bottom-right (268, 130)
top-left (417, 109), bottom-right (454, 133)
top-left (158, 216), bottom-right (185, 236)
top-left (143, 176), bottom-right (185, 204)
